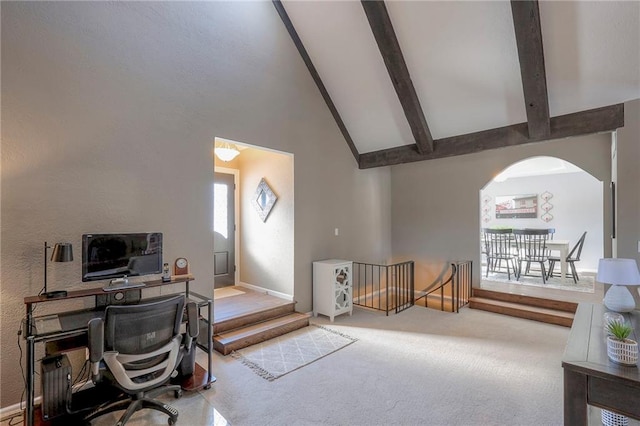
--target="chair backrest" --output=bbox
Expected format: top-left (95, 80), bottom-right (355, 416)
top-left (93, 295), bottom-right (186, 392)
top-left (567, 231), bottom-right (587, 261)
top-left (513, 228), bottom-right (550, 261)
top-left (546, 228), bottom-right (555, 240)
top-left (483, 228), bottom-right (514, 257)
top-left (104, 295), bottom-right (185, 354)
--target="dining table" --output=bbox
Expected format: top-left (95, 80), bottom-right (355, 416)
top-left (546, 239), bottom-right (571, 283)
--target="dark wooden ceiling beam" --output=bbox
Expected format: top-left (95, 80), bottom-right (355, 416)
top-left (361, 0), bottom-right (434, 154)
top-left (511, 0), bottom-right (551, 139)
top-left (358, 104), bottom-right (624, 169)
top-left (272, 1), bottom-right (360, 163)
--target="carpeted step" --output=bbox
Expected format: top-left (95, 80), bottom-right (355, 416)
top-left (214, 302), bottom-right (296, 334)
top-left (468, 297), bottom-right (574, 327)
top-left (214, 312), bottom-right (310, 355)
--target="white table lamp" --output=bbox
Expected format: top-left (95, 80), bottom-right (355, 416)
top-left (597, 258), bottom-right (640, 313)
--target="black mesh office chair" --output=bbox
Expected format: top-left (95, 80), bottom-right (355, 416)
top-left (84, 295), bottom-right (199, 425)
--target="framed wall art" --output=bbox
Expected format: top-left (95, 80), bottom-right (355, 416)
top-left (495, 194), bottom-right (538, 219)
top-left (251, 178), bottom-right (277, 222)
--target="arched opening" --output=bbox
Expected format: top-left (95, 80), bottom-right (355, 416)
top-left (479, 156), bottom-right (605, 303)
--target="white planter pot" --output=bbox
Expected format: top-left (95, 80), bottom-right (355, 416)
top-left (602, 409), bottom-right (629, 426)
top-left (606, 336), bottom-right (639, 366)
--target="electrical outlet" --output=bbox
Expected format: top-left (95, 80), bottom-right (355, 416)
top-left (334, 228), bottom-right (339, 236)
top-left (637, 240), bottom-right (640, 253)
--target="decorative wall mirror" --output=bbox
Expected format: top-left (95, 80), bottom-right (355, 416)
top-left (251, 178), bottom-right (277, 222)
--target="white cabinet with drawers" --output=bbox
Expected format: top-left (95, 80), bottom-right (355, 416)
top-left (312, 259), bottom-right (353, 322)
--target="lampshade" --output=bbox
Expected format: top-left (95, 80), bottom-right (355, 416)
top-left (215, 142), bottom-right (240, 162)
top-left (597, 258), bottom-right (640, 313)
top-left (51, 243), bottom-right (73, 262)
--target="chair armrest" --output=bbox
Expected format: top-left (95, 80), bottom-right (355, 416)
top-left (184, 302), bottom-right (199, 352)
top-left (87, 318), bottom-right (104, 381)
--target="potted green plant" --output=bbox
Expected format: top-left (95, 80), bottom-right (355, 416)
top-left (606, 320), bottom-right (638, 366)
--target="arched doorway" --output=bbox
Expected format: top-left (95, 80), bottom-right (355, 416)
top-left (479, 156), bottom-right (605, 303)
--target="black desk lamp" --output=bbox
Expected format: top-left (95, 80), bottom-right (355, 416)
top-left (43, 241), bottom-right (73, 298)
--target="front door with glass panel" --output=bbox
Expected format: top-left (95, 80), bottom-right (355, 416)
top-left (214, 172), bottom-right (236, 287)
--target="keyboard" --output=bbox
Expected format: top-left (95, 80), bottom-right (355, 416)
top-left (34, 315), bottom-right (62, 334)
top-left (102, 282), bottom-right (146, 292)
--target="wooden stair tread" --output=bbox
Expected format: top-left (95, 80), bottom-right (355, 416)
top-left (469, 297), bottom-right (575, 318)
top-left (215, 312), bottom-right (310, 345)
top-left (469, 296), bottom-right (574, 327)
top-left (471, 288), bottom-right (578, 313)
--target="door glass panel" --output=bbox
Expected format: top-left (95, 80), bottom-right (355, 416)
top-left (214, 183), bottom-right (228, 239)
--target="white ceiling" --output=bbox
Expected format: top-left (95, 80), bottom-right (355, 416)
top-left (494, 156), bottom-right (583, 182)
top-left (282, 1), bottom-right (640, 155)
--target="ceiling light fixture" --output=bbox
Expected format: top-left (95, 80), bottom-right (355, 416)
top-left (215, 142), bottom-right (240, 162)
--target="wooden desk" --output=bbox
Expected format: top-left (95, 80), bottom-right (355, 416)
top-left (562, 303), bottom-right (640, 425)
top-left (23, 277), bottom-right (214, 426)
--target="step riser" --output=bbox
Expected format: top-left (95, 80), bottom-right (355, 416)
top-left (469, 301), bottom-right (573, 327)
top-left (214, 316), bottom-right (310, 355)
top-left (214, 303), bottom-right (295, 334)
top-left (472, 288), bottom-right (577, 313)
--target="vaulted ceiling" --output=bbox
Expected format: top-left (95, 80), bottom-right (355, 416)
top-left (276, 0), bottom-right (639, 169)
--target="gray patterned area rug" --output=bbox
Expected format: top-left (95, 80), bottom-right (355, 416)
top-left (482, 268), bottom-right (595, 293)
top-left (231, 324), bottom-right (357, 381)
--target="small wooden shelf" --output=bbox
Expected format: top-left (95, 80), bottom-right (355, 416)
top-left (175, 362), bottom-right (216, 391)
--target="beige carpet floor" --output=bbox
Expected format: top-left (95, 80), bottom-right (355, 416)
top-left (195, 305), bottom-right (638, 426)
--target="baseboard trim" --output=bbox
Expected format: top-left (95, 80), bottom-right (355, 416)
top-left (0, 399), bottom-right (32, 421)
top-left (238, 282), bottom-right (293, 301)
top-left (1, 381), bottom-right (93, 421)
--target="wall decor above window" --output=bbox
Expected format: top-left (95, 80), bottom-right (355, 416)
top-left (251, 178), bottom-right (277, 222)
top-left (540, 190), bottom-right (554, 222)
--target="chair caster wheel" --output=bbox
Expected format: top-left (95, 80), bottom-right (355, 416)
top-left (168, 417), bottom-right (177, 425)
top-left (174, 389), bottom-right (183, 399)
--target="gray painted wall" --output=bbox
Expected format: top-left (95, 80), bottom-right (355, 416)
top-left (0, 2), bottom-right (391, 407)
top-left (390, 133), bottom-right (614, 290)
top-left (616, 99), bottom-right (640, 262)
top-left (615, 99), bottom-right (640, 307)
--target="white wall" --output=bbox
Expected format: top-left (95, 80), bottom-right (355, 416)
top-left (0, 2), bottom-right (391, 407)
top-left (482, 171), bottom-right (603, 271)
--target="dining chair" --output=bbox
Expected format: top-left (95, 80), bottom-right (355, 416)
top-left (482, 228), bottom-right (517, 280)
top-left (513, 229), bottom-right (551, 283)
top-left (547, 231), bottom-right (587, 284)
